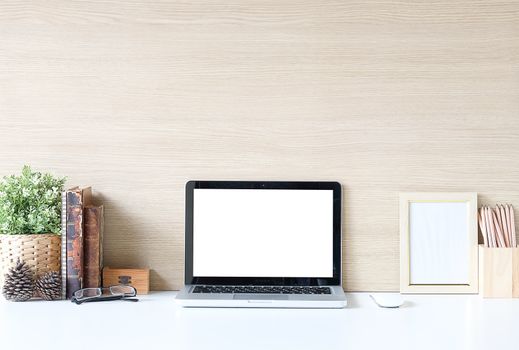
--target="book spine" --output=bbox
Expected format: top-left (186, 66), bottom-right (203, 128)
top-left (66, 190), bottom-right (84, 299)
top-left (60, 191), bottom-right (67, 300)
top-left (83, 206), bottom-right (104, 289)
top-left (100, 205), bottom-right (104, 284)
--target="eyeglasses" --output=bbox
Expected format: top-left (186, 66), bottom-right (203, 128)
top-left (71, 285), bottom-right (139, 305)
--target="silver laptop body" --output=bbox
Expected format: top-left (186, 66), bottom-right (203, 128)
top-left (175, 181), bottom-right (347, 308)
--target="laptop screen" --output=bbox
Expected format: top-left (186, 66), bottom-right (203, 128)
top-left (192, 189), bottom-right (334, 278)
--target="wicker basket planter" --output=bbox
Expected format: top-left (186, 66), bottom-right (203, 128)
top-left (0, 234), bottom-right (61, 288)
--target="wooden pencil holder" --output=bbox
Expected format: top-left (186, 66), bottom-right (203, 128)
top-left (478, 245), bottom-right (519, 298)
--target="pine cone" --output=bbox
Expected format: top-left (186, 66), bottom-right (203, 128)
top-left (35, 271), bottom-right (61, 301)
top-left (2, 259), bottom-right (35, 302)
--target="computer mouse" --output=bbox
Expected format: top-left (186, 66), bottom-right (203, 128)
top-left (369, 293), bottom-right (404, 308)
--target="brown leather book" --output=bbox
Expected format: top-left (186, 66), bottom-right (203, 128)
top-left (83, 205), bottom-right (104, 289)
top-left (66, 187), bottom-right (92, 299)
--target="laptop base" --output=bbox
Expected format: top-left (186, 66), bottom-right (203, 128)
top-left (175, 285), bottom-right (347, 309)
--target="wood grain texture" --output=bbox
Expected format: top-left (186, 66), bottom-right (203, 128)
top-left (479, 245), bottom-right (518, 298)
top-left (1, 1), bottom-right (518, 291)
top-left (103, 267), bottom-right (150, 294)
top-left (513, 248), bottom-right (519, 297)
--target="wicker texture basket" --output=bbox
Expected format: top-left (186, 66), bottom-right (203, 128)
top-left (0, 234), bottom-right (61, 288)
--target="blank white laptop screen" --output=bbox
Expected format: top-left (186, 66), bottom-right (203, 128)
top-left (192, 189), bottom-right (334, 278)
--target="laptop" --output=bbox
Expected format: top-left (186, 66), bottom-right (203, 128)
top-left (175, 181), bottom-right (347, 308)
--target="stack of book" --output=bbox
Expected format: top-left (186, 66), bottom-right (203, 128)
top-left (61, 187), bottom-right (104, 299)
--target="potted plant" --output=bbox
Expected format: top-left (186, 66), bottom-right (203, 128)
top-left (0, 166), bottom-right (66, 288)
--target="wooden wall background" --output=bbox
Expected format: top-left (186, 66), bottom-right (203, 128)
top-left (1, 1), bottom-right (518, 291)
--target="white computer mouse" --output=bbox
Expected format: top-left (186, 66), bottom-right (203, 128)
top-left (369, 293), bottom-right (404, 308)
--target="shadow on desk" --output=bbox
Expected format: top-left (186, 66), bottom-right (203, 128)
top-left (401, 300), bottom-right (416, 308)
top-left (346, 294), bottom-right (416, 309)
top-left (345, 294), bottom-right (362, 309)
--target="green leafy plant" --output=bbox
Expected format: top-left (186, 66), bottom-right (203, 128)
top-left (0, 166), bottom-right (66, 235)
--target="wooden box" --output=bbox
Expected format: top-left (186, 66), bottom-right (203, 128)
top-left (479, 245), bottom-right (519, 298)
top-left (103, 267), bottom-right (150, 294)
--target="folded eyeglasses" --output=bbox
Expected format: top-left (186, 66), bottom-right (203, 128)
top-left (71, 285), bottom-right (139, 305)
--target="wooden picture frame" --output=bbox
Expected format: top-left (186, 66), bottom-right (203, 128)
top-left (400, 192), bottom-right (478, 293)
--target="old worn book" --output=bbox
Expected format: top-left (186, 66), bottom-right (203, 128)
top-left (83, 205), bottom-right (104, 289)
top-left (66, 186), bottom-right (92, 299)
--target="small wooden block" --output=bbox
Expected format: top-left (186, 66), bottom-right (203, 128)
top-left (103, 267), bottom-right (150, 294)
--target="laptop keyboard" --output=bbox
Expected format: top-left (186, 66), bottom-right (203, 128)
top-left (192, 285), bottom-right (332, 295)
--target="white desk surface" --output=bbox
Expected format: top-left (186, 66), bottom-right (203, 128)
top-left (1, 292), bottom-right (518, 350)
